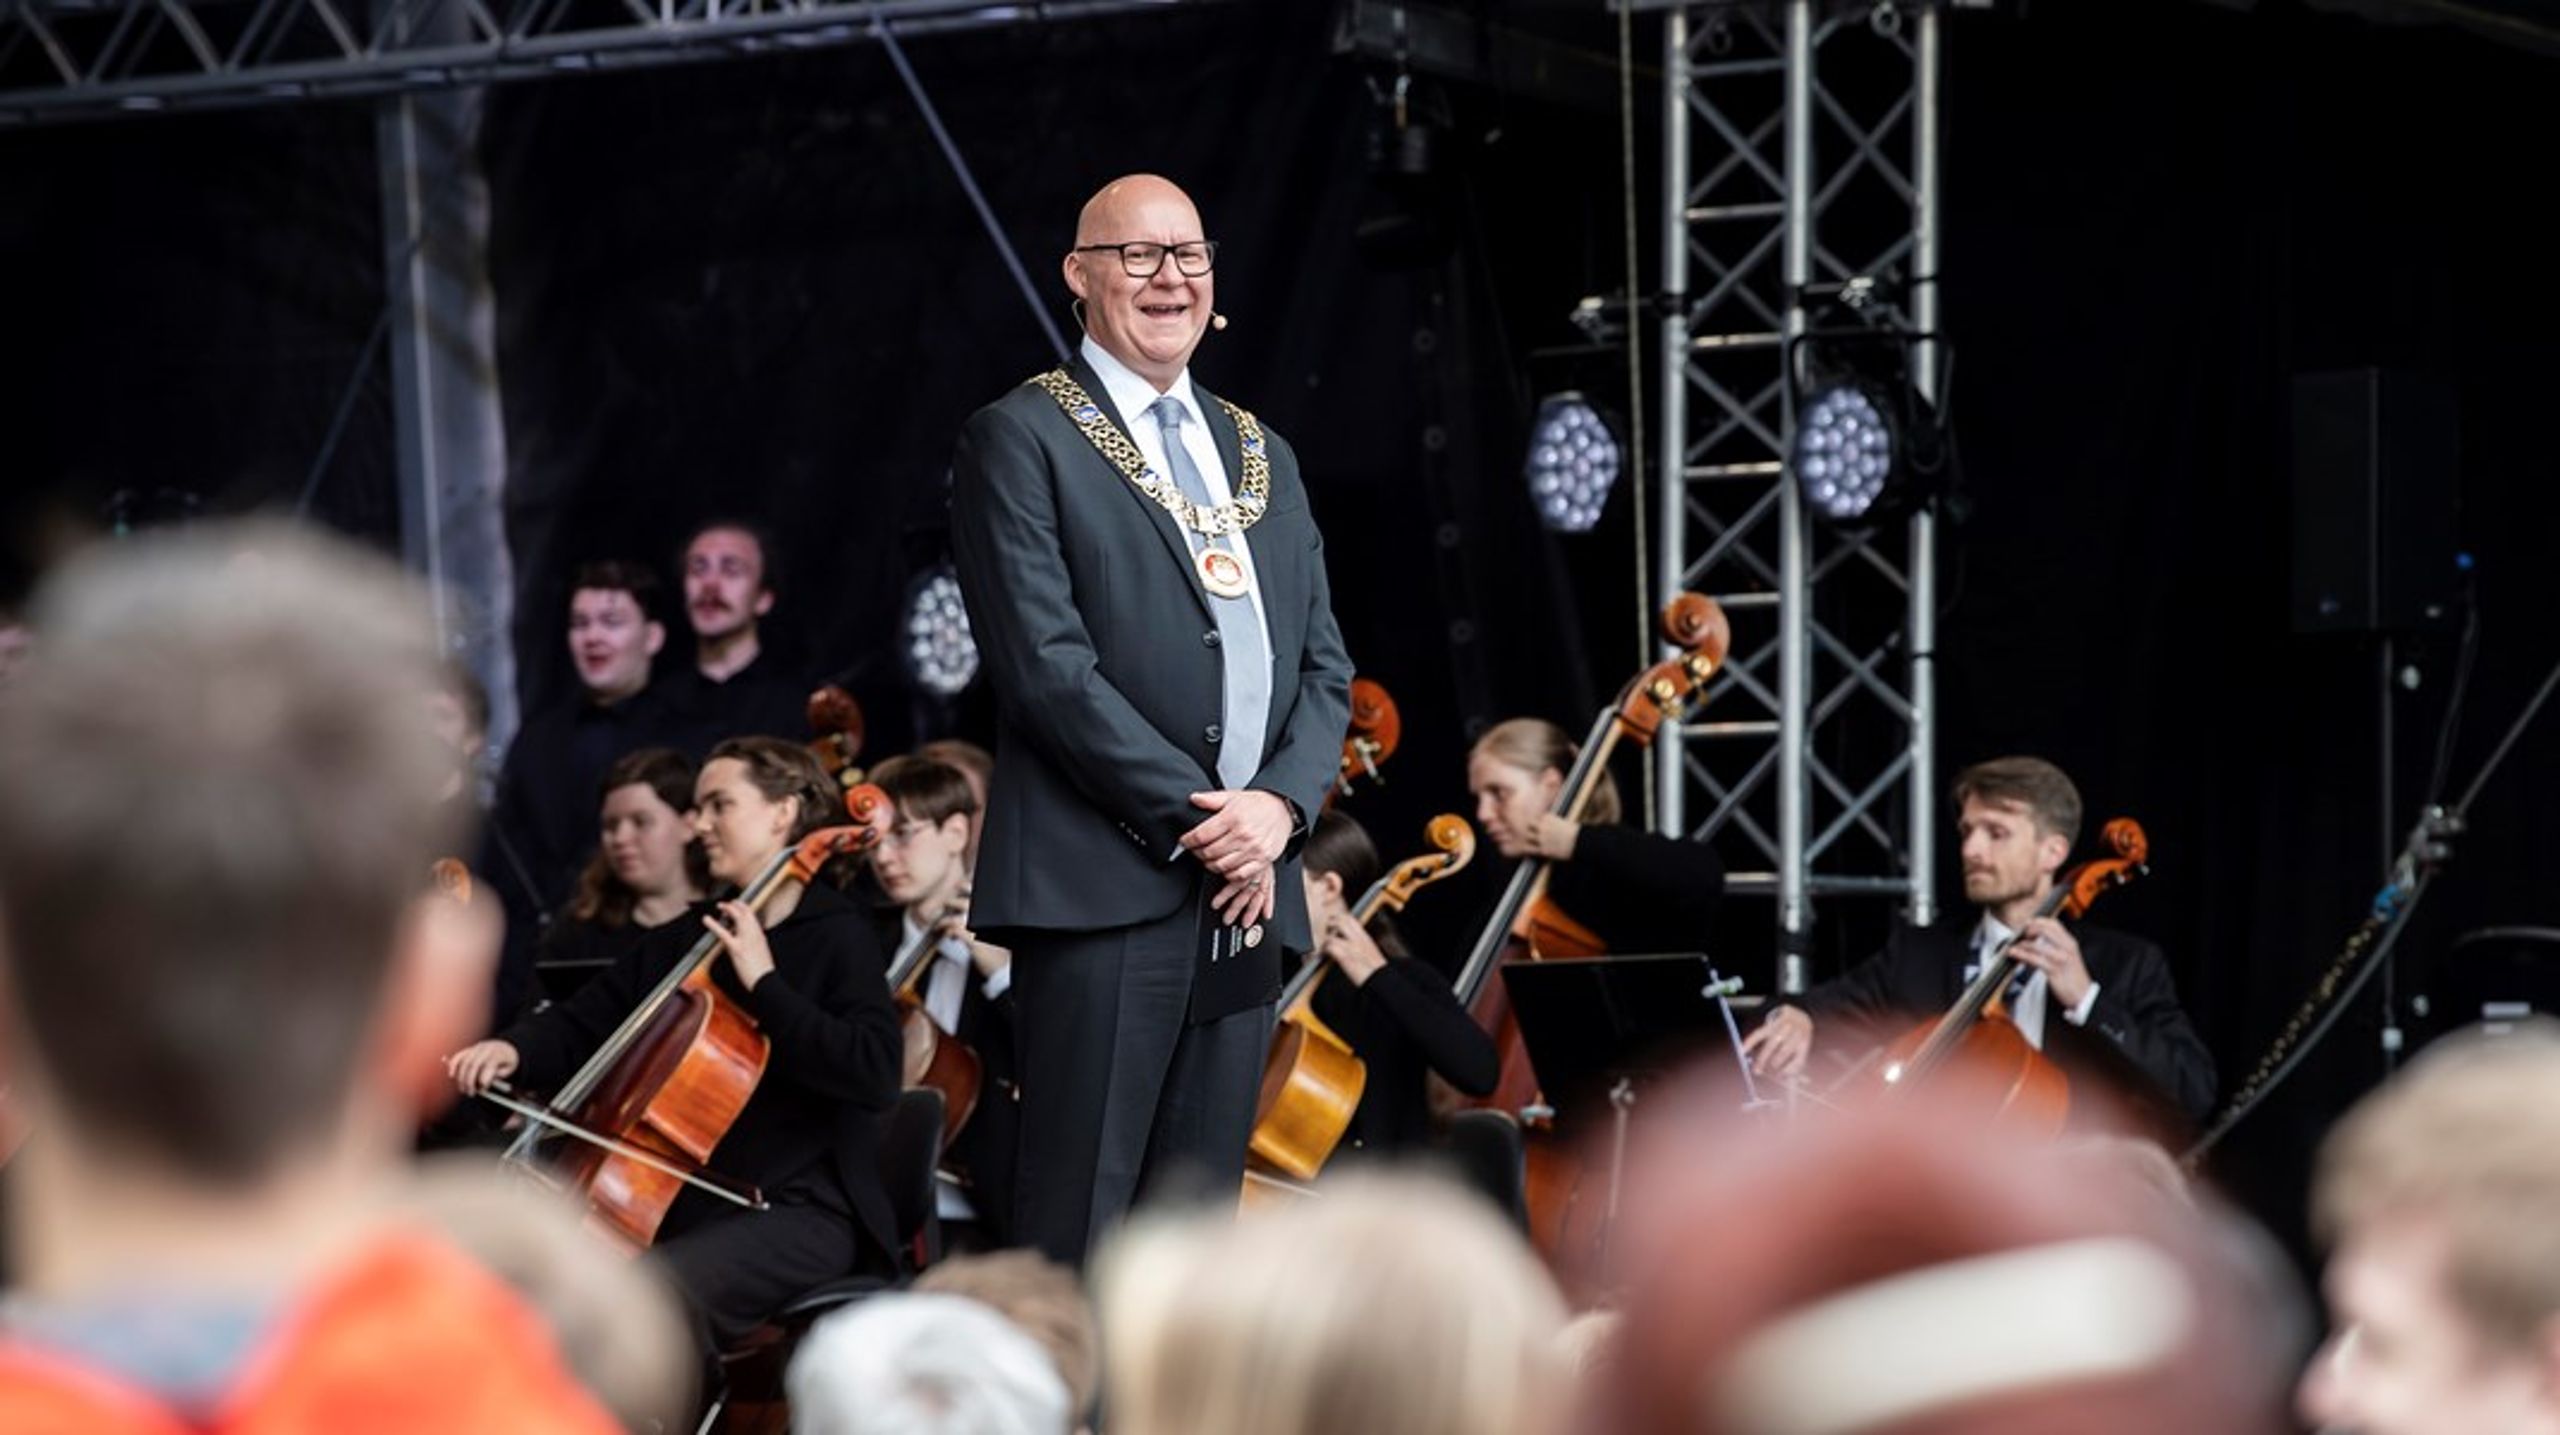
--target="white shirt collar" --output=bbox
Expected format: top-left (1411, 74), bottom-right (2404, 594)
top-left (1973, 911), bottom-right (2017, 955)
top-left (1081, 334), bottom-right (1203, 436)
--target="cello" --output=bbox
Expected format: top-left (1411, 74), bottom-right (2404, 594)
top-left (1871, 817), bottom-right (2152, 1135)
top-left (1449, 593), bottom-right (1732, 1120)
top-left (1245, 814), bottom-right (1478, 1194)
top-left (487, 786), bottom-right (893, 1249)
top-left (1327, 677), bottom-right (1402, 811)
top-left (881, 891), bottom-right (987, 1149)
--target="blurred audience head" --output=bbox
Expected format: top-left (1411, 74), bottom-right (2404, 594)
top-left (402, 1156), bottom-right (696, 1431)
top-left (788, 1290), bottom-right (1070, 1435)
top-left (916, 1250), bottom-right (1099, 1427)
top-left (0, 519), bottom-right (493, 1190)
top-left (1098, 1171), bottom-right (1567, 1435)
top-left (2302, 1022), bottom-right (2560, 1435)
top-left (1588, 1081), bottom-right (2298, 1435)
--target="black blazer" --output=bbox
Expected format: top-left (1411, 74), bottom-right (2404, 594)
top-left (1801, 919), bottom-right (2218, 1122)
top-left (502, 881), bottom-right (904, 1265)
top-left (949, 357), bottom-right (1354, 957)
top-left (1544, 824), bottom-right (1727, 954)
top-left (1309, 957), bottom-right (1500, 1157)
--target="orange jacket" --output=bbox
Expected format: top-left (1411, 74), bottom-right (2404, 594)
top-left (0, 1229), bottom-right (621, 1435)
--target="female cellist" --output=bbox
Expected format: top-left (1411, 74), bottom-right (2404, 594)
top-left (447, 735), bottom-right (903, 1351)
top-left (1296, 811), bottom-right (1499, 1157)
top-left (1466, 717), bottom-right (1725, 953)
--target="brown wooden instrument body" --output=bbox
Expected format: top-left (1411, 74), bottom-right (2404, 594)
top-left (1246, 814), bottom-right (1475, 1185)
top-left (1869, 818), bottom-right (2152, 1134)
top-left (899, 1000), bottom-right (983, 1148)
top-left (884, 901), bottom-right (989, 1150)
top-left (556, 962), bottom-right (770, 1247)
top-left (1328, 677), bottom-right (1402, 811)
top-left (1248, 1018), bottom-right (1369, 1181)
top-left (1873, 1007), bottom-right (2070, 1137)
top-left (1465, 897), bottom-right (1608, 1116)
top-left (511, 790), bottom-right (891, 1250)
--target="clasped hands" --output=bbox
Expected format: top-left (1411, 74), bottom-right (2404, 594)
top-left (1181, 789), bottom-right (1292, 928)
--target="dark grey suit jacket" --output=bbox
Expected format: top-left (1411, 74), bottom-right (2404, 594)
top-left (949, 356), bottom-right (1353, 960)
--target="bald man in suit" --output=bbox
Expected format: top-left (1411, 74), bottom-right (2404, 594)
top-left (950, 174), bottom-right (1351, 1264)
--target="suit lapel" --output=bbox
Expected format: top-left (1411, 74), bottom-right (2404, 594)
top-left (1931, 923), bottom-right (1976, 1008)
top-left (1064, 355), bottom-right (1213, 622)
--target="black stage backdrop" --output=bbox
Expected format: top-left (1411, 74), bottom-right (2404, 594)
top-left (5, 1), bottom-right (2560, 1264)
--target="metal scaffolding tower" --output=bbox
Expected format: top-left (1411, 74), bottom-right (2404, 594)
top-left (1653, 0), bottom-right (1940, 993)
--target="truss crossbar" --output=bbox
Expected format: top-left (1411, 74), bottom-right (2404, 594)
top-left (0, 0), bottom-right (1218, 125)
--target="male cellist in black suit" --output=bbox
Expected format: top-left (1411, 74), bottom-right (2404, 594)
top-left (949, 174), bottom-right (1352, 1265)
top-left (1742, 756), bottom-right (2216, 1121)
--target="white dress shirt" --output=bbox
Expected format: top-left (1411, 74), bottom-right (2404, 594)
top-left (1079, 335), bottom-right (1274, 644)
top-left (1964, 913), bottom-right (2101, 1050)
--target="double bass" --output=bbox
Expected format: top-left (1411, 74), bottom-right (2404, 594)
top-left (1245, 814), bottom-right (1477, 1193)
top-left (1449, 593), bottom-right (1733, 1121)
top-left (1871, 817), bottom-right (2152, 1135)
top-left (488, 789), bottom-right (892, 1249)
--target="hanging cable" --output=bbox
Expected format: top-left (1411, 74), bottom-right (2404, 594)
top-left (871, 8), bottom-right (1071, 364)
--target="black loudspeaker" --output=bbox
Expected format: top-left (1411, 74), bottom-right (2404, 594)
top-left (2290, 369), bottom-right (2460, 634)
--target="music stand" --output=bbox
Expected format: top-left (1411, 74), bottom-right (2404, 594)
top-left (1501, 953), bottom-right (1767, 1122)
top-left (1500, 954), bottom-right (1771, 1282)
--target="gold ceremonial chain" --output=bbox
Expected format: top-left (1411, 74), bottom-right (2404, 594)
top-left (1031, 369), bottom-right (1271, 537)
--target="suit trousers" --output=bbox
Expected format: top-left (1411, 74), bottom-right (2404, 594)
top-left (1010, 906), bottom-right (1275, 1268)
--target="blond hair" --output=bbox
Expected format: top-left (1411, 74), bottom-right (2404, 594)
top-left (1097, 1173), bottom-right (1566, 1435)
top-left (2314, 1021), bottom-right (2560, 1349)
top-left (916, 1250), bottom-right (1098, 1422)
top-left (1472, 718), bottom-right (1620, 827)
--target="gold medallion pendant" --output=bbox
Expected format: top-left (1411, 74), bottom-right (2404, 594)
top-left (1197, 547), bottom-right (1250, 599)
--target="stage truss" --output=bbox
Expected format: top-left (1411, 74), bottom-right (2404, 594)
top-left (1651, 0), bottom-right (1941, 991)
top-left (0, 0), bottom-right (1214, 126)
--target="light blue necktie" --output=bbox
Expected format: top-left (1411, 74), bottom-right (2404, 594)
top-left (1150, 396), bottom-right (1271, 792)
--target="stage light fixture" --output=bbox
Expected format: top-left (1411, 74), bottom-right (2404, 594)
top-left (902, 566), bottom-right (977, 698)
top-left (1786, 314), bottom-right (1950, 529)
top-left (1791, 380), bottom-right (1901, 524)
top-left (1525, 392), bottom-right (1621, 534)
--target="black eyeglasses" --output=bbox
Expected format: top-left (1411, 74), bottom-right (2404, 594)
top-left (1073, 240), bottom-right (1219, 278)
